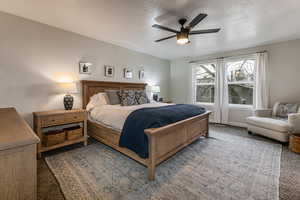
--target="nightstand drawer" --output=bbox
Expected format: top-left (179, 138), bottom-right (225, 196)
top-left (64, 112), bottom-right (85, 124)
top-left (41, 115), bottom-right (65, 127)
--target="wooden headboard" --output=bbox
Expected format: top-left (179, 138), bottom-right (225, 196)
top-left (81, 80), bottom-right (147, 108)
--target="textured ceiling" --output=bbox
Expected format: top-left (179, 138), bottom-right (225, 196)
top-left (1, 0), bottom-right (300, 60)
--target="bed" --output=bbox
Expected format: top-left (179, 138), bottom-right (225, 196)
top-left (82, 80), bottom-right (211, 180)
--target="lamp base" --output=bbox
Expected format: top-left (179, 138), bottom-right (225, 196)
top-left (64, 94), bottom-right (74, 110)
top-left (153, 94), bottom-right (158, 102)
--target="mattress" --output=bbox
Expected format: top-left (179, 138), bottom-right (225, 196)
top-left (89, 102), bottom-right (172, 132)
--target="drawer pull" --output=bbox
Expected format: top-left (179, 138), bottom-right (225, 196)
top-left (52, 119), bottom-right (55, 122)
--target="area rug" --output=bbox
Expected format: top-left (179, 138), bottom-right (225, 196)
top-left (45, 126), bottom-right (282, 200)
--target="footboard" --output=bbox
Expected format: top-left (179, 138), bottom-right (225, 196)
top-left (145, 111), bottom-right (211, 180)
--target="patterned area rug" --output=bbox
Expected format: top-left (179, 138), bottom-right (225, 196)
top-left (45, 126), bottom-right (282, 200)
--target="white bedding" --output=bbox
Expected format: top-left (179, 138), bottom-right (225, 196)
top-left (89, 102), bottom-right (172, 131)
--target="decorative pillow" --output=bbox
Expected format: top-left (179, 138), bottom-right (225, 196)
top-left (119, 90), bottom-right (138, 106)
top-left (273, 102), bottom-right (298, 118)
top-left (86, 93), bottom-right (109, 111)
top-left (135, 90), bottom-right (150, 105)
top-left (105, 90), bottom-right (121, 105)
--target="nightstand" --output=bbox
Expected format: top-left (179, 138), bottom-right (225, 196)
top-left (33, 109), bottom-right (87, 157)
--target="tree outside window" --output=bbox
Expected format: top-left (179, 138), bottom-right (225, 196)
top-left (226, 59), bottom-right (255, 105)
top-left (194, 63), bottom-right (216, 103)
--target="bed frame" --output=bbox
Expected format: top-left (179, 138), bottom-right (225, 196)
top-left (82, 80), bottom-right (211, 180)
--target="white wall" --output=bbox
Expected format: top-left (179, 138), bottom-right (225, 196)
top-left (0, 12), bottom-right (170, 126)
top-left (171, 39), bottom-right (300, 126)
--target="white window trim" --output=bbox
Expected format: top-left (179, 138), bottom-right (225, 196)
top-left (228, 81), bottom-right (254, 85)
top-left (195, 102), bottom-right (215, 106)
top-left (225, 55), bottom-right (256, 107)
top-left (192, 61), bottom-right (217, 104)
top-left (229, 104), bottom-right (253, 110)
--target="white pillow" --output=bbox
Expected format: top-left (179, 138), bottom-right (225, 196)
top-left (86, 93), bottom-right (108, 111)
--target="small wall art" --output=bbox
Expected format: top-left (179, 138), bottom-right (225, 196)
top-left (79, 62), bottom-right (92, 74)
top-left (104, 65), bottom-right (114, 77)
top-left (124, 68), bottom-right (133, 79)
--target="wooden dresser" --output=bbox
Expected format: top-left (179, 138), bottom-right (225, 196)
top-left (0, 108), bottom-right (40, 200)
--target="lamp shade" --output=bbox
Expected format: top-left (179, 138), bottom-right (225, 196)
top-left (151, 85), bottom-right (160, 93)
top-left (57, 82), bottom-right (78, 94)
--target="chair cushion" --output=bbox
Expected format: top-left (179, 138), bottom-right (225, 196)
top-left (247, 116), bottom-right (291, 132)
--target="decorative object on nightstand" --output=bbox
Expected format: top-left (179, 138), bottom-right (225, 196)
top-left (33, 109), bottom-right (87, 158)
top-left (151, 85), bottom-right (160, 101)
top-left (58, 82), bottom-right (78, 110)
top-left (289, 134), bottom-right (300, 154)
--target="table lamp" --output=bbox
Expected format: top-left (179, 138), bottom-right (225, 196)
top-left (58, 82), bottom-right (78, 110)
top-left (151, 85), bottom-right (160, 101)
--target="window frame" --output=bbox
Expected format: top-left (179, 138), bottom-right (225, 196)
top-left (224, 55), bottom-right (256, 107)
top-left (192, 61), bottom-right (217, 105)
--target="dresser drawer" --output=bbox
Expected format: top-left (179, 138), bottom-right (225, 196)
top-left (64, 112), bottom-right (85, 124)
top-left (41, 115), bottom-right (65, 127)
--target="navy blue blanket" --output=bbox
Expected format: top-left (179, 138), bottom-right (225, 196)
top-left (119, 104), bottom-right (206, 158)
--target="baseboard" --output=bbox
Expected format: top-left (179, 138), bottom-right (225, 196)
top-left (209, 121), bottom-right (248, 128)
top-left (227, 122), bottom-right (248, 128)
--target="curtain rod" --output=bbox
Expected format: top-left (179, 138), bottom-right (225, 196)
top-left (189, 50), bottom-right (267, 64)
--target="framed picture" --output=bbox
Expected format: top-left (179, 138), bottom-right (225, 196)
top-left (139, 70), bottom-right (145, 80)
top-left (105, 66), bottom-right (114, 77)
top-left (124, 68), bottom-right (133, 79)
top-left (79, 62), bottom-right (92, 74)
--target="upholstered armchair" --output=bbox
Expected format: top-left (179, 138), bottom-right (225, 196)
top-left (247, 103), bottom-right (300, 142)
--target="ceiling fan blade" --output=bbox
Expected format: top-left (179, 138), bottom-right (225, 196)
top-left (152, 24), bottom-right (179, 33)
top-left (188, 13), bottom-right (207, 29)
top-left (155, 35), bottom-right (176, 42)
top-left (189, 28), bottom-right (221, 35)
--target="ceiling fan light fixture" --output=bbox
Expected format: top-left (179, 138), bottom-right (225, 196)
top-left (176, 32), bottom-right (189, 45)
top-left (152, 13), bottom-right (220, 44)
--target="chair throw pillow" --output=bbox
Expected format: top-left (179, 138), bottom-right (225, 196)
top-left (119, 90), bottom-right (138, 106)
top-left (273, 102), bottom-right (298, 118)
top-left (135, 90), bottom-right (150, 105)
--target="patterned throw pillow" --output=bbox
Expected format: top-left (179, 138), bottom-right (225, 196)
top-left (135, 90), bottom-right (150, 105)
top-left (273, 102), bottom-right (298, 118)
top-left (119, 90), bottom-right (138, 106)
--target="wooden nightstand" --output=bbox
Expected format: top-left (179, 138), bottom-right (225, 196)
top-left (33, 109), bottom-right (87, 157)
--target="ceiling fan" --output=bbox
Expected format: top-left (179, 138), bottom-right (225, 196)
top-left (152, 13), bottom-right (220, 45)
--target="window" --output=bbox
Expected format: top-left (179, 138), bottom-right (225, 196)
top-left (192, 53), bottom-right (262, 124)
top-left (225, 58), bottom-right (255, 105)
top-left (192, 55), bottom-right (256, 106)
top-left (194, 62), bottom-right (216, 103)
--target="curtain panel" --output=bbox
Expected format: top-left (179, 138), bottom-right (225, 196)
top-left (255, 52), bottom-right (269, 109)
